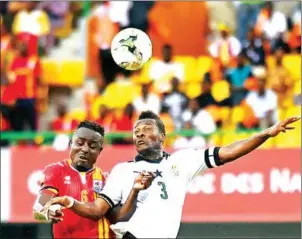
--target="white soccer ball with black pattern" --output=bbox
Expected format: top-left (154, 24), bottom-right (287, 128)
top-left (111, 28), bottom-right (152, 71)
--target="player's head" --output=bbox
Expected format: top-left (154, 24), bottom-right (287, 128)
top-left (133, 111), bottom-right (166, 157)
top-left (70, 120), bottom-right (105, 171)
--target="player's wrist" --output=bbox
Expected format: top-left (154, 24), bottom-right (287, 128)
top-left (65, 196), bottom-right (75, 208)
top-left (261, 128), bottom-right (272, 138)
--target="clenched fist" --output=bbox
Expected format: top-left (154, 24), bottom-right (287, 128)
top-left (133, 171), bottom-right (155, 191)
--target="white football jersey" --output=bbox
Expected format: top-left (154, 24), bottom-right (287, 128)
top-left (99, 147), bottom-right (223, 238)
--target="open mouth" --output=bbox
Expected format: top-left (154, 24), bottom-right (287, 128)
top-left (78, 155), bottom-right (88, 161)
top-left (137, 140), bottom-right (146, 146)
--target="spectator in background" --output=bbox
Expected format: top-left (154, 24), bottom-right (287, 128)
top-left (111, 103), bottom-right (135, 145)
top-left (241, 29), bottom-right (266, 67)
top-left (173, 121), bottom-right (206, 150)
top-left (50, 103), bottom-right (78, 133)
top-left (149, 44), bottom-right (185, 93)
top-left (246, 69), bottom-right (278, 129)
top-left (128, 1), bottom-right (155, 32)
top-left (162, 77), bottom-right (188, 130)
top-left (195, 73), bottom-right (217, 109)
top-left (209, 23), bottom-right (241, 68)
top-left (287, 2), bottom-right (301, 53)
top-left (38, 1), bottom-right (70, 51)
top-left (159, 105), bottom-right (175, 135)
top-left (226, 53), bottom-right (252, 106)
top-left (194, 72), bottom-right (232, 126)
top-left (95, 104), bottom-right (112, 133)
top-left (92, 1), bottom-right (120, 89)
top-left (133, 82), bottom-right (161, 115)
top-left (1, 17), bottom-right (13, 82)
top-left (12, 1), bottom-right (50, 56)
top-left (267, 48), bottom-right (294, 109)
top-left (254, 1), bottom-right (288, 52)
top-left (7, 41), bottom-right (41, 131)
top-left (181, 98), bottom-right (216, 135)
top-left (234, 1), bottom-right (263, 45)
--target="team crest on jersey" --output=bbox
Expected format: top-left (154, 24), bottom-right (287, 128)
top-left (171, 165), bottom-right (179, 176)
top-left (93, 180), bottom-right (104, 194)
top-left (64, 176), bottom-right (71, 184)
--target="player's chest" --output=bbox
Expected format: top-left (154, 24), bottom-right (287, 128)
top-left (126, 162), bottom-right (186, 203)
top-left (58, 171), bottom-right (105, 201)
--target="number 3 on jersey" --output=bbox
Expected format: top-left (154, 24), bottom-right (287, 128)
top-left (158, 181), bottom-right (168, 199)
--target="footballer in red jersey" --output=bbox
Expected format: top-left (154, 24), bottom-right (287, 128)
top-left (33, 120), bottom-right (155, 238)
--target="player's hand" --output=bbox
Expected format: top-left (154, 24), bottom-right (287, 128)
top-left (44, 196), bottom-right (73, 208)
top-left (133, 171), bottom-right (155, 191)
top-left (266, 116), bottom-right (300, 137)
top-left (47, 204), bottom-right (64, 224)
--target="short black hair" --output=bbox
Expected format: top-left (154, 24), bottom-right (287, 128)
top-left (76, 120), bottom-right (105, 137)
top-left (138, 111), bottom-right (166, 135)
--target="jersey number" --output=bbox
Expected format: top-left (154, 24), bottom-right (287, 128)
top-left (158, 181), bottom-right (168, 200)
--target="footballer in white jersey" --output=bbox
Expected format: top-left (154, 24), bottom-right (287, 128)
top-left (44, 111), bottom-right (300, 238)
top-left (99, 147), bottom-right (222, 238)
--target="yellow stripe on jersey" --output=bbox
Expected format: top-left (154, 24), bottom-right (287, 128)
top-left (93, 167), bottom-right (109, 239)
top-left (98, 218), bottom-right (105, 239)
top-left (103, 218), bottom-right (110, 238)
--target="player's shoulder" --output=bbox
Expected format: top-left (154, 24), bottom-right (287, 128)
top-left (111, 161), bottom-right (134, 173)
top-left (170, 148), bottom-right (206, 161)
top-left (43, 160), bottom-right (68, 173)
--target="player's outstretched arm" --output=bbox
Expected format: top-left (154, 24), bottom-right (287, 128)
top-left (43, 171), bottom-right (155, 221)
top-left (218, 117), bottom-right (300, 163)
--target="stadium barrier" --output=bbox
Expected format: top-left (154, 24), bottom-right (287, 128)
top-left (1, 146), bottom-right (300, 223)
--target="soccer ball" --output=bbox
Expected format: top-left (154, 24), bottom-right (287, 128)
top-left (111, 28), bottom-right (152, 71)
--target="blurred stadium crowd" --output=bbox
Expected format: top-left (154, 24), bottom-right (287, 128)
top-left (0, 1), bottom-right (301, 149)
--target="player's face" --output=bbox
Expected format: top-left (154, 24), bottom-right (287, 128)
top-left (133, 119), bottom-right (164, 154)
top-left (70, 128), bottom-right (104, 170)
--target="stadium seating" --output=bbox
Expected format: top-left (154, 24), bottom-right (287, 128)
top-left (174, 56), bottom-right (197, 82)
top-left (67, 108), bottom-right (87, 122)
top-left (41, 59), bottom-right (85, 87)
top-left (194, 56), bottom-right (213, 82)
top-left (211, 80), bottom-right (230, 102)
top-left (185, 82), bottom-right (201, 99)
top-left (283, 54), bottom-right (301, 82)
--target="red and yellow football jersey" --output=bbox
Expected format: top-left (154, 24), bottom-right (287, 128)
top-left (40, 159), bottom-right (115, 238)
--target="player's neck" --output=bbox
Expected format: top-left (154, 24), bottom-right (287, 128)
top-left (140, 149), bottom-right (163, 161)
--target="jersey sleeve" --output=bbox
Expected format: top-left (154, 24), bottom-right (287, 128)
top-left (98, 164), bottom-right (124, 208)
top-left (177, 147), bottom-right (224, 182)
top-left (39, 164), bottom-right (60, 196)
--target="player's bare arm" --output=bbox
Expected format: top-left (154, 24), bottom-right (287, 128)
top-left (33, 191), bottom-right (64, 223)
top-left (218, 117), bottom-right (300, 163)
top-left (43, 171), bottom-right (155, 222)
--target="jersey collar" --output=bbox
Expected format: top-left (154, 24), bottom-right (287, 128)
top-left (134, 151), bottom-right (170, 164)
top-left (66, 159), bottom-right (95, 173)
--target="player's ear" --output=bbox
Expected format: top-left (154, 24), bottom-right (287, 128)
top-left (68, 139), bottom-right (72, 147)
top-left (159, 133), bottom-right (166, 144)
